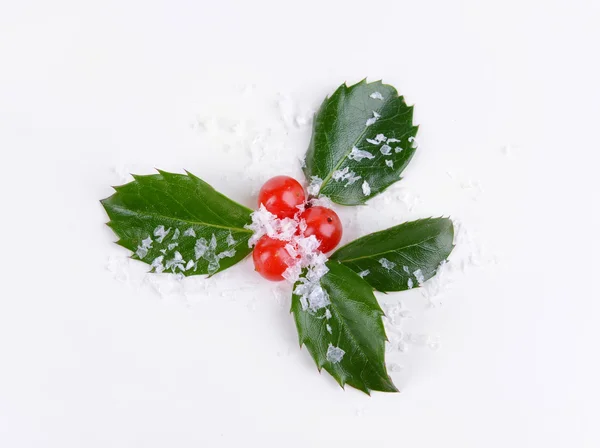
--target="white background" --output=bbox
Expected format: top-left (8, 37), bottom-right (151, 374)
top-left (1, 0), bottom-right (599, 446)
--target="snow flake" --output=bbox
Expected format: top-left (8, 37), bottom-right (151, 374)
top-left (379, 258), bottom-right (396, 270)
top-left (153, 225), bottom-right (171, 243)
top-left (136, 236), bottom-right (153, 259)
top-left (366, 111), bottom-right (380, 126)
top-left (217, 249), bottom-right (236, 259)
top-left (362, 180), bottom-right (371, 196)
top-left (370, 91), bottom-right (384, 100)
top-left (150, 255), bottom-right (165, 273)
top-left (167, 242), bottom-right (178, 251)
top-left (326, 324), bottom-right (333, 334)
top-left (403, 266), bottom-right (410, 273)
top-left (165, 251), bottom-right (185, 272)
top-left (194, 238), bottom-right (208, 259)
top-left (408, 136), bottom-right (418, 148)
top-left (185, 260), bottom-right (195, 271)
top-left (413, 269), bottom-right (425, 285)
top-left (358, 270), bottom-right (370, 278)
top-left (386, 137), bottom-right (401, 143)
top-left (183, 227), bottom-right (196, 237)
top-left (332, 167), bottom-right (361, 186)
top-left (307, 176), bottom-right (323, 196)
top-left (226, 233), bottom-right (237, 246)
top-left (385, 160), bottom-right (394, 168)
top-left (380, 145), bottom-right (392, 155)
top-left (324, 308), bottom-right (332, 320)
top-left (326, 344), bottom-right (345, 363)
top-left (348, 146), bottom-right (375, 161)
top-left (172, 228), bottom-right (180, 240)
top-left (394, 147), bottom-right (404, 153)
top-left (407, 278), bottom-right (414, 289)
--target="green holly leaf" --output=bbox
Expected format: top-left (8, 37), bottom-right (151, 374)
top-left (291, 261), bottom-right (397, 394)
top-left (330, 218), bottom-right (454, 292)
top-left (303, 79), bottom-right (418, 205)
top-left (101, 170), bottom-right (253, 276)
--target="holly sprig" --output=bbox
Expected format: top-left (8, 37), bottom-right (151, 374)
top-left (101, 80), bottom-right (454, 394)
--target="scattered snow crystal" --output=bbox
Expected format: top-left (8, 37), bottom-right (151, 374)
top-left (379, 258), bottom-right (396, 270)
top-left (380, 145), bottom-right (392, 155)
top-left (362, 180), bottom-right (371, 196)
top-left (348, 147), bottom-right (375, 161)
top-left (226, 233), bottom-right (237, 246)
top-left (413, 269), bottom-right (425, 285)
top-left (366, 111), bottom-right (381, 126)
top-left (385, 160), bottom-right (394, 168)
top-left (136, 236), bottom-right (153, 259)
top-left (165, 251), bottom-right (185, 272)
top-left (332, 167), bottom-right (361, 186)
top-left (407, 278), bottom-right (414, 289)
top-left (183, 228), bottom-right (196, 237)
top-left (307, 176), bottom-right (322, 196)
top-left (370, 91), bottom-right (384, 100)
top-left (153, 225), bottom-right (171, 243)
top-left (358, 270), bottom-right (370, 278)
top-left (167, 242), bottom-right (178, 251)
top-left (172, 228), bottom-right (180, 240)
top-left (386, 137), bottom-right (401, 143)
top-left (326, 324), bottom-right (333, 334)
top-left (151, 255), bottom-right (165, 273)
top-left (194, 238), bottom-right (208, 259)
top-left (326, 344), bottom-right (345, 363)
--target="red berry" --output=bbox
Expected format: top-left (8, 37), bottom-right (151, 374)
top-left (252, 235), bottom-right (295, 281)
top-left (299, 206), bottom-right (343, 253)
top-left (258, 176), bottom-right (306, 219)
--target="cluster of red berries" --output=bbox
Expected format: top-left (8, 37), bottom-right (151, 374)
top-left (252, 176), bottom-right (343, 281)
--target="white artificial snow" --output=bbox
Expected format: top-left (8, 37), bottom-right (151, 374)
top-left (413, 269), bottom-right (425, 285)
top-left (172, 228), bottom-right (180, 240)
top-left (307, 176), bottom-right (323, 196)
top-left (379, 258), bottom-right (396, 270)
top-left (358, 270), bottom-right (370, 278)
top-left (165, 251), bottom-right (185, 272)
top-left (324, 308), bottom-right (332, 319)
top-left (370, 91), bottom-right (384, 100)
top-left (408, 136), bottom-right (418, 148)
top-left (194, 238), bottom-right (208, 259)
top-left (348, 146), bottom-right (375, 161)
top-left (386, 137), bottom-right (401, 143)
top-left (183, 227), bottom-right (196, 237)
top-left (365, 111), bottom-right (380, 126)
top-left (136, 247), bottom-right (149, 259)
top-left (217, 249), bottom-right (236, 259)
top-left (160, 249), bottom-right (166, 254)
top-left (403, 266), bottom-right (410, 273)
top-left (380, 144), bottom-right (392, 155)
top-left (226, 233), bottom-right (237, 246)
top-left (185, 260), bottom-right (195, 271)
top-left (366, 133), bottom-right (387, 145)
top-left (332, 167), bottom-right (361, 186)
top-left (385, 160), bottom-right (394, 168)
top-left (153, 225), bottom-right (171, 243)
top-left (326, 324), bottom-right (333, 334)
top-left (394, 146), bottom-right (404, 153)
top-left (136, 236), bottom-right (153, 259)
top-left (151, 255), bottom-right (165, 273)
top-left (407, 278), bottom-right (414, 289)
top-left (245, 204), bottom-right (299, 246)
top-left (167, 243), bottom-right (178, 251)
top-left (326, 344), bottom-right (345, 363)
top-left (362, 180), bottom-right (371, 196)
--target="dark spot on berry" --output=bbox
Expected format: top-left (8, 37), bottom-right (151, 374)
top-left (327, 217), bottom-right (333, 223)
